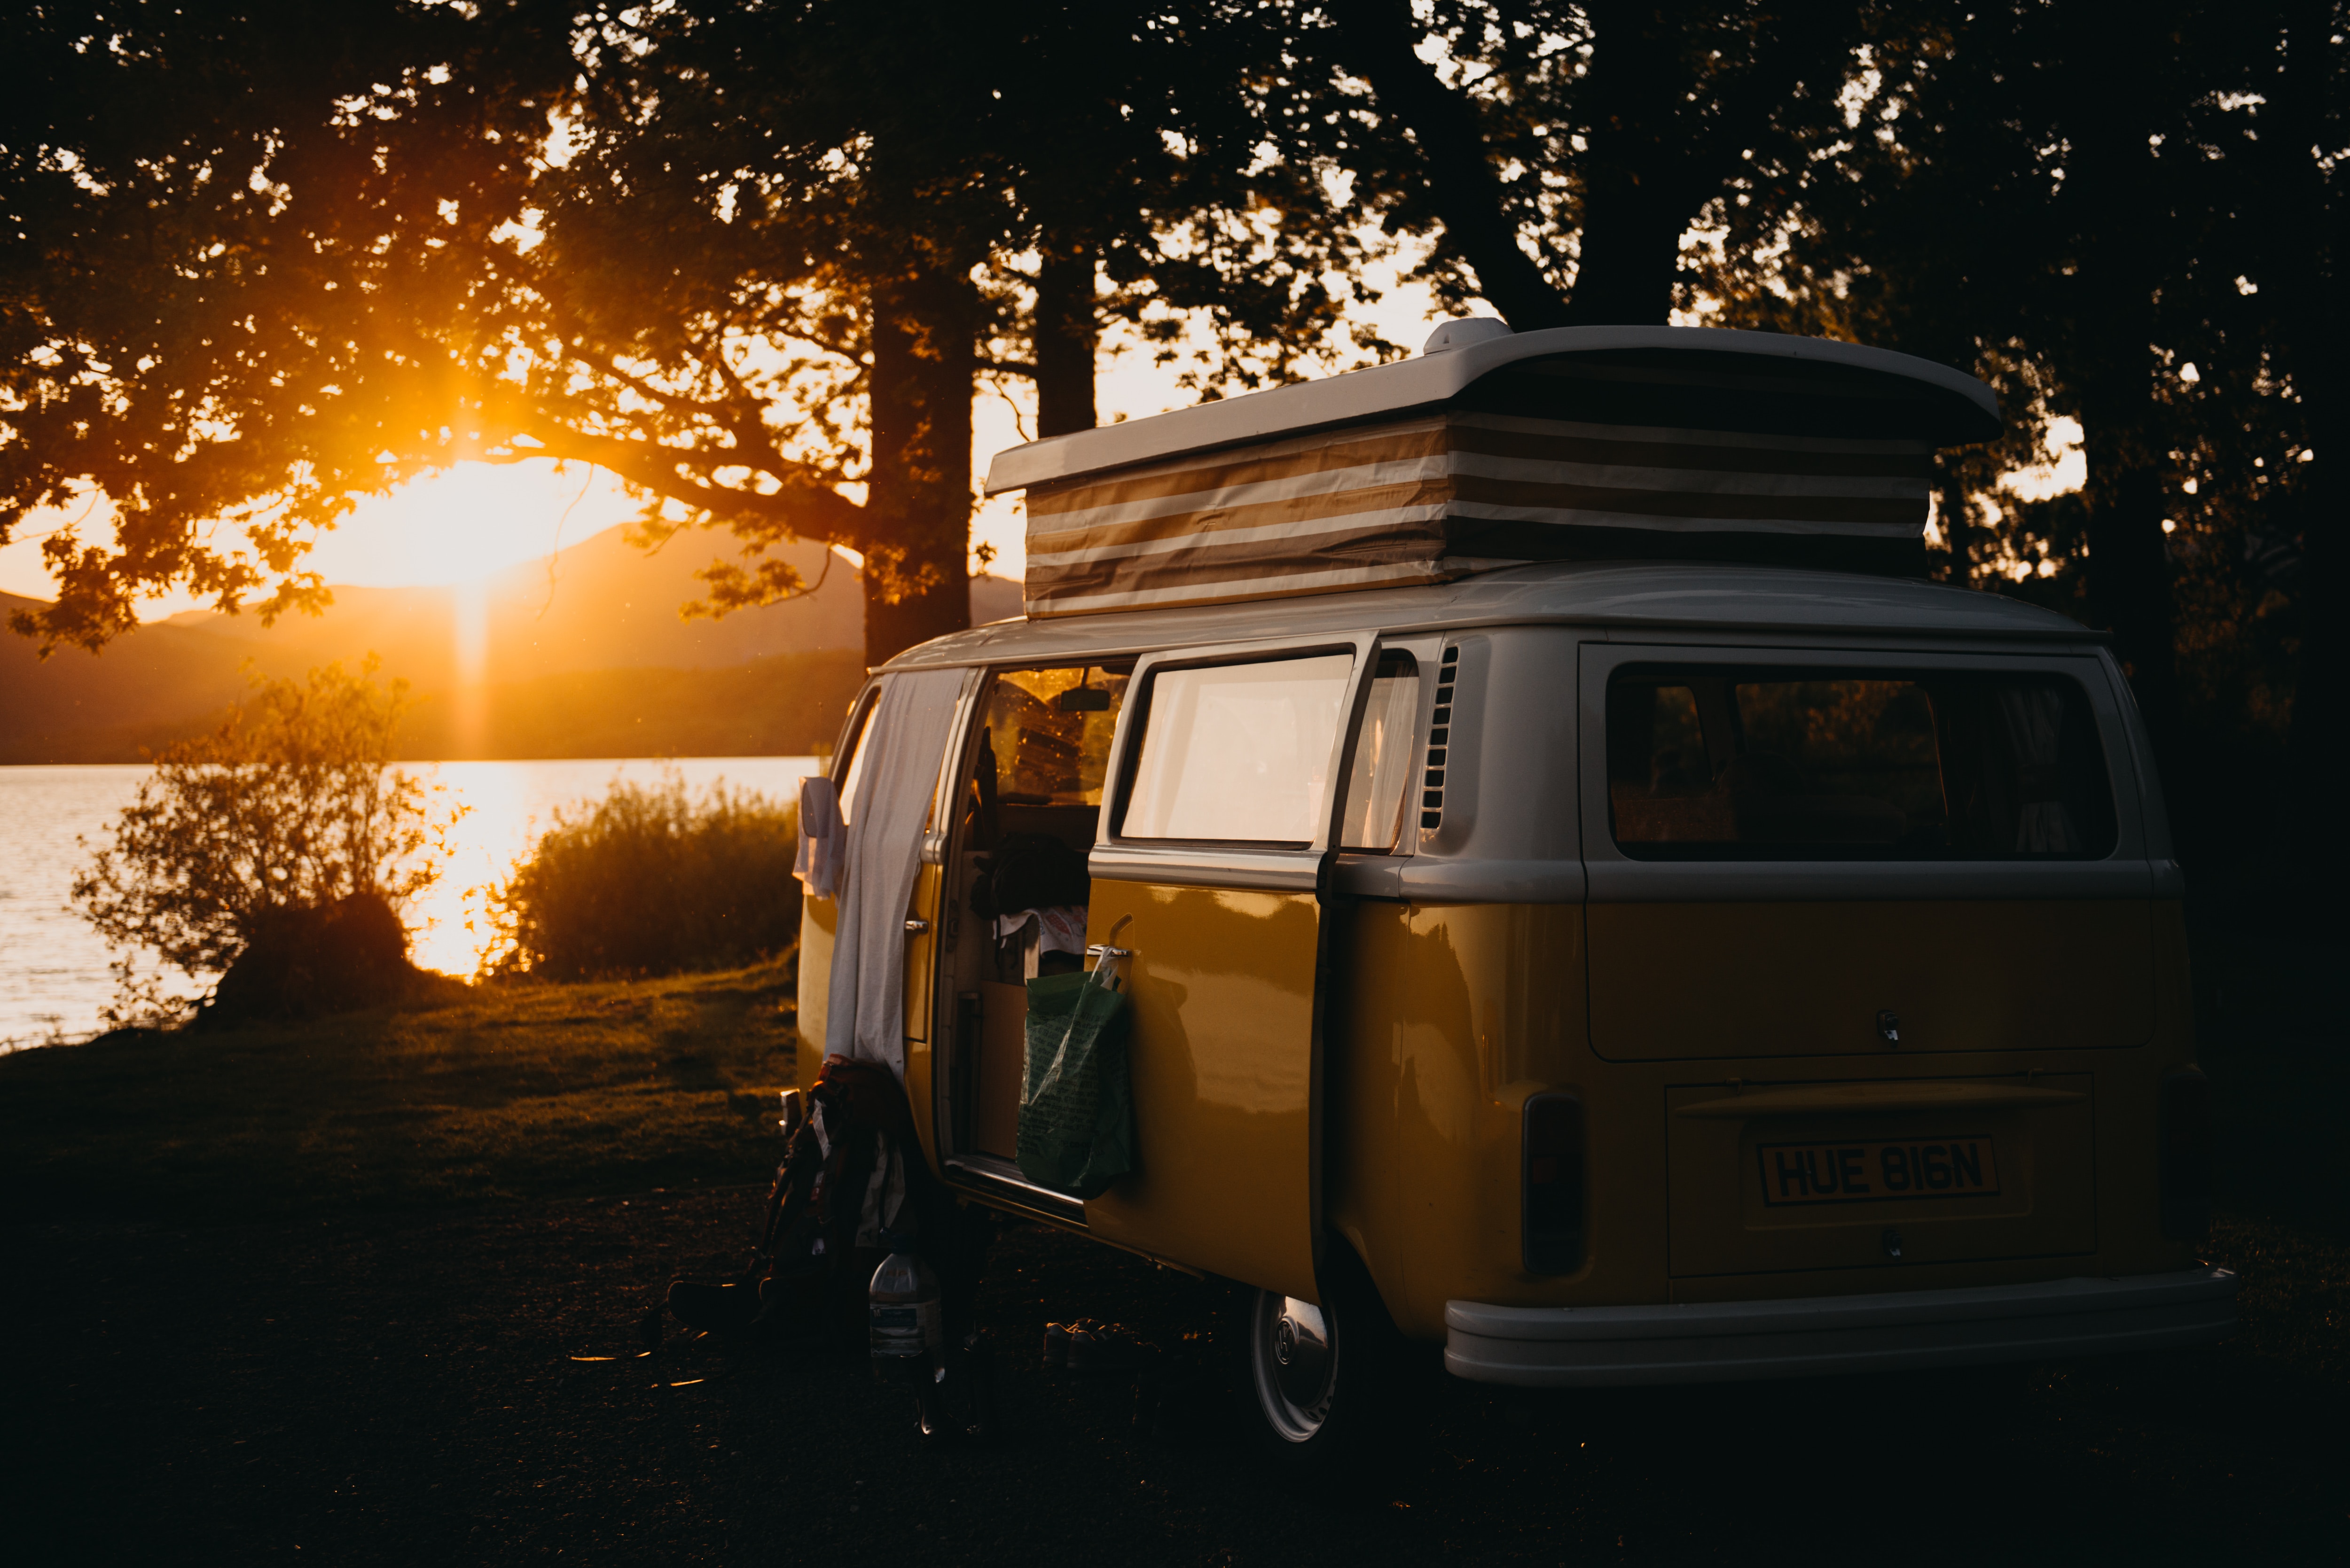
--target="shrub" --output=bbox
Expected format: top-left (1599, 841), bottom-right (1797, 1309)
top-left (487, 775), bottom-right (800, 980)
top-left (74, 658), bottom-right (460, 1024)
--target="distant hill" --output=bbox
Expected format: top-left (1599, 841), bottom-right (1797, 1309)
top-left (1, 527), bottom-right (1024, 762)
top-left (397, 650), bottom-right (869, 760)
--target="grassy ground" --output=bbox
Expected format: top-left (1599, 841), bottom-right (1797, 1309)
top-left (0, 956), bottom-right (798, 1216)
top-left (1, 930), bottom-right (2342, 1565)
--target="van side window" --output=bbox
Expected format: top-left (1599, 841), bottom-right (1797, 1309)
top-left (1340, 652), bottom-right (1420, 852)
top-left (982, 668), bottom-right (1128, 809)
top-left (964, 665), bottom-right (1129, 856)
top-left (1607, 669), bottom-right (2117, 859)
top-left (1120, 654), bottom-right (1353, 844)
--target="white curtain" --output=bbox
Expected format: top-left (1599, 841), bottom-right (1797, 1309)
top-left (824, 667), bottom-right (965, 1078)
top-left (1996, 686), bottom-right (2082, 853)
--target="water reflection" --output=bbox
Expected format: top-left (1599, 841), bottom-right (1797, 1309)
top-left (0, 757), bottom-right (820, 1047)
top-left (398, 757), bottom-right (822, 977)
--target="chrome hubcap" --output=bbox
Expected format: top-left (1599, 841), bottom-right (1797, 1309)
top-left (1251, 1292), bottom-right (1336, 1442)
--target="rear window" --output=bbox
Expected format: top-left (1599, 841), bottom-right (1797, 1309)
top-left (1606, 667), bottom-right (2117, 859)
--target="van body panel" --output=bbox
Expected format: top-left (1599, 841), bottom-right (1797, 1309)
top-left (885, 561), bottom-right (2102, 676)
top-left (902, 861), bottom-right (940, 1044)
top-left (1326, 901), bottom-right (1610, 1340)
top-left (796, 893), bottom-right (835, 1093)
top-left (1662, 1075), bottom-right (2099, 1276)
top-left (1078, 879), bottom-right (1323, 1303)
top-left (1586, 900), bottom-right (2156, 1061)
top-left (807, 561), bottom-right (2219, 1377)
top-left (1323, 892), bottom-right (2199, 1334)
top-left (901, 861), bottom-right (945, 1173)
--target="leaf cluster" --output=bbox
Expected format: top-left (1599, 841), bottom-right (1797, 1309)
top-left (72, 656), bottom-right (462, 1013)
top-left (3, 1), bottom-right (572, 648)
top-left (4, 2), bottom-right (1383, 642)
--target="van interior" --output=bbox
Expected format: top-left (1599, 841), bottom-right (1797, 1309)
top-left (935, 666), bottom-right (1129, 1193)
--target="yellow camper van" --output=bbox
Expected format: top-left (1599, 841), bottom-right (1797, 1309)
top-left (796, 323), bottom-right (2236, 1459)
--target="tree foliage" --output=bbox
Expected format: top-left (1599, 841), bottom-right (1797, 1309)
top-left (8, 3), bottom-right (2345, 890)
top-left (73, 657), bottom-right (459, 1017)
top-left (1679, 2), bottom-right (2345, 869)
top-left (4, 1), bottom-right (1372, 666)
top-left (3, 0), bottom-right (566, 651)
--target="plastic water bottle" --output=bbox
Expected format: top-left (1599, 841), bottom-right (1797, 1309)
top-left (868, 1231), bottom-right (941, 1386)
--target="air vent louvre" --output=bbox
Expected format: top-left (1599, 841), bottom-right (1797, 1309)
top-left (1420, 645), bottom-right (1459, 832)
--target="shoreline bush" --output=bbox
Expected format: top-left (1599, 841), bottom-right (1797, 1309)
top-left (488, 774), bottom-right (799, 980)
top-left (72, 658), bottom-right (460, 1025)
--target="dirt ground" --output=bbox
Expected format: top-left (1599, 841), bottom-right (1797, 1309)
top-left (5, 1187), bottom-right (2342, 1567)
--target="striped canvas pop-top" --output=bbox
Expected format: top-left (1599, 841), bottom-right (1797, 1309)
top-left (987, 326), bottom-right (1998, 621)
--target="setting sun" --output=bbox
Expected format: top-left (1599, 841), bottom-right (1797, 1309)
top-left (318, 460), bottom-right (643, 587)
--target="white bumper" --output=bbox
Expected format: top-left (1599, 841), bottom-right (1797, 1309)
top-left (1444, 1267), bottom-right (2238, 1387)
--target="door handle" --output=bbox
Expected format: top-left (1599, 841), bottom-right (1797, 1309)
top-left (905, 918), bottom-right (931, 934)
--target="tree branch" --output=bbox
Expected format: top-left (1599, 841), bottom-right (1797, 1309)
top-left (1322, 0), bottom-right (1573, 328)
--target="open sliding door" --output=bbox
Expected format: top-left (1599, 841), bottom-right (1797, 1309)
top-left (1081, 635), bottom-right (1389, 1303)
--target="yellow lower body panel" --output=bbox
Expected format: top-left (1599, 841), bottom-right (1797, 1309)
top-left (1079, 880), bottom-right (1321, 1303)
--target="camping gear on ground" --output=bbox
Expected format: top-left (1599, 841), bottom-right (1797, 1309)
top-left (1016, 953), bottom-right (1135, 1199)
top-left (868, 1232), bottom-right (944, 1381)
top-left (664, 1054), bottom-right (987, 1355)
top-left (870, 1229), bottom-right (1005, 1446)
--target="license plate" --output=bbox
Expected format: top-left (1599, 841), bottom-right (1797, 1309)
top-left (1756, 1135), bottom-right (2000, 1207)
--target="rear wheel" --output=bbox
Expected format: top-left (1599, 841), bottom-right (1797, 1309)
top-left (1242, 1252), bottom-right (1404, 1468)
top-left (1249, 1291), bottom-right (1339, 1445)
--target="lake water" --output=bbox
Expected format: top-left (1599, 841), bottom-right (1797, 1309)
top-left (0, 757), bottom-right (822, 1049)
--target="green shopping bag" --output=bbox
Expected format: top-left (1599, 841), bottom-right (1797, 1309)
top-left (1016, 960), bottom-right (1134, 1199)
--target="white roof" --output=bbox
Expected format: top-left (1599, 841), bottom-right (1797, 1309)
top-left (884, 558), bottom-right (2094, 671)
top-left (984, 325), bottom-right (2001, 496)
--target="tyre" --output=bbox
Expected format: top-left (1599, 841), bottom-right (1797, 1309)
top-left (1241, 1246), bottom-right (1405, 1469)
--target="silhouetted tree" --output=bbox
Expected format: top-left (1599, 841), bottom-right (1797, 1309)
top-left (3, 2), bottom-right (1370, 667)
top-left (1276, 1), bottom-right (1863, 327)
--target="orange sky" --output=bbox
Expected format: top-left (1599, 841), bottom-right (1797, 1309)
top-left (0, 250), bottom-right (2088, 620)
top-left (0, 265), bottom-right (1463, 620)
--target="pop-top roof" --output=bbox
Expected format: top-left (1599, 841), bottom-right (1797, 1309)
top-left (984, 324), bottom-right (1999, 620)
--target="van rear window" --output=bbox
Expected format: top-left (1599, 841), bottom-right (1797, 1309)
top-left (1606, 668), bottom-right (2117, 859)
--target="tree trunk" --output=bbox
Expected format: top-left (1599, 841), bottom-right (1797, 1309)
top-left (2267, 1), bottom-right (2348, 885)
top-left (1560, 8), bottom-right (1692, 327)
top-left (2076, 398), bottom-right (2190, 839)
top-left (1560, 172), bottom-right (1687, 326)
top-left (1935, 459), bottom-right (1975, 587)
top-left (2284, 367), bottom-right (2348, 870)
top-left (1034, 245), bottom-right (1098, 439)
top-left (863, 268), bottom-right (977, 668)
top-left (2061, 13), bottom-right (2191, 851)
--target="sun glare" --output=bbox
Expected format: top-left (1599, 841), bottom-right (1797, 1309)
top-left (324, 460), bottom-right (642, 588)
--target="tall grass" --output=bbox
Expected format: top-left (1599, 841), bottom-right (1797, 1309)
top-left (489, 774), bottom-right (799, 979)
